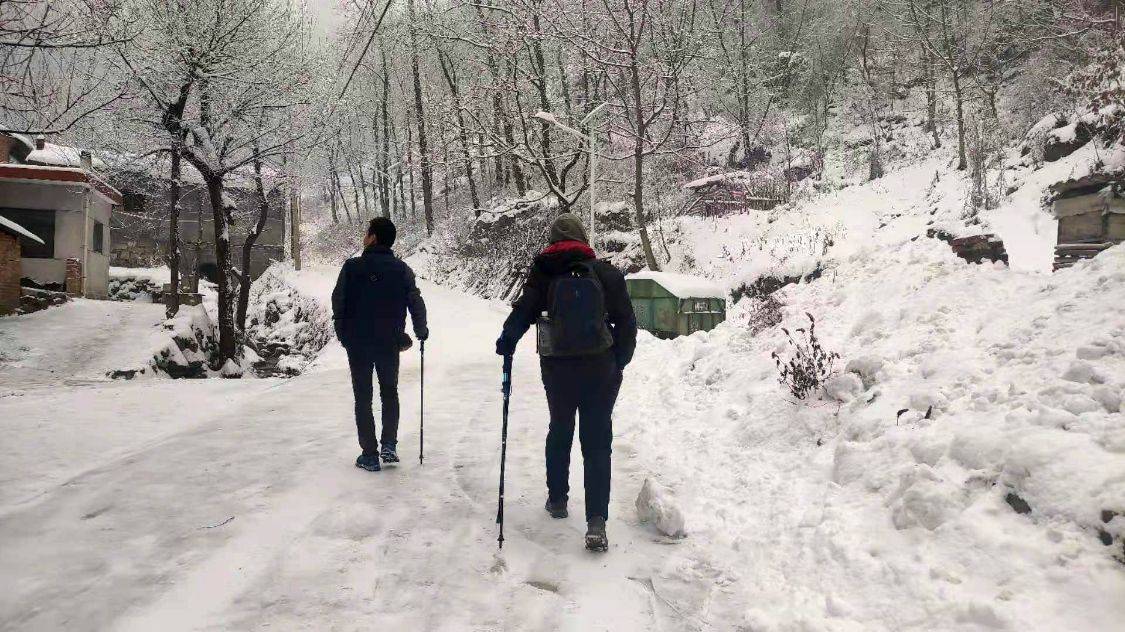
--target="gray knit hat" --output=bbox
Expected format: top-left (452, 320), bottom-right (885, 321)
top-left (548, 212), bottom-right (589, 244)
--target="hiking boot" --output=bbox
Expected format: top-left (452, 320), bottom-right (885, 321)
top-left (355, 453), bottom-right (381, 472)
top-left (380, 442), bottom-right (400, 464)
top-left (545, 498), bottom-right (568, 519)
top-left (585, 516), bottom-right (608, 552)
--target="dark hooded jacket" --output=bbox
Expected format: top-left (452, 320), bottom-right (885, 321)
top-left (498, 240), bottom-right (637, 368)
top-left (332, 245), bottom-right (428, 351)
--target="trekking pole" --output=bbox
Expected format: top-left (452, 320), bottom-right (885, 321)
top-left (497, 353), bottom-right (513, 549)
top-left (419, 339), bottom-right (425, 465)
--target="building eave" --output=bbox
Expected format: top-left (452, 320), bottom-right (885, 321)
top-left (0, 164), bottom-right (123, 206)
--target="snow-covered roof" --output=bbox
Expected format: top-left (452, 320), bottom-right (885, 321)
top-left (25, 142), bottom-right (106, 169)
top-left (683, 173), bottom-right (730, 190)
top-left (0, 213), bottom-right (45, 244)
top-left (627, 271), bottom-right (726, 299)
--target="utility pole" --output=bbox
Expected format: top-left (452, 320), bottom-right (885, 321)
top-left (532, 103), bottom-right (607, 248)
top-left (290, 178), bottom-right (302, 271)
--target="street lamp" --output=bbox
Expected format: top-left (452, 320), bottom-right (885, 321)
top-left (532, 102), bottom-right (607, 249)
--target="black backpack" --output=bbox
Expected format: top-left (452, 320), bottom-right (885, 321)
top-left (536, 261), bottom-right (614, 357)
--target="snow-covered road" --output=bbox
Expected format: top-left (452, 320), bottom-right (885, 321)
top-left (0, 280), bottom-right (685, 631)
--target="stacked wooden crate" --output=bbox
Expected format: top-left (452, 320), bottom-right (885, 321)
top-left (1049, 174), bottom-right (1124, 271)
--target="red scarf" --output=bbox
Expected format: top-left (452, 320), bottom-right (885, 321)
top-left (541, 240), bottom-right (595, 258)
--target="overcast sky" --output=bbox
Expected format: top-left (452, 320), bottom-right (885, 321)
top-left (307, 0), bottom-right (346, 36)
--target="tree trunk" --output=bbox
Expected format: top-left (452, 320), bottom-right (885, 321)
top-left (924, 48), bottom-right (941, 148)
top-left (406, 0), bottom-right (435, 234)
top-left (439, 52), bottom-right (481, 210)
top-left (629, 57), bottom-right (659, 271)
top-left (166, 147), bottom-right (182, 318)
top-left (380, 50), bottom-right (393, 216)
top-left (357, 163), bottom-right (373, 216)
top-left (328, 180), bottom-right (339, 223)
top-left (952, 68), bottom-right (967, 170)
top-left (335, 168), bottom-right (352, 222)
top-left (405, 110), bottom-right (418, 220)
top-left (236, 155), bottom-right (272, 332)
top-left (204, 174), bottom-right (237, 366)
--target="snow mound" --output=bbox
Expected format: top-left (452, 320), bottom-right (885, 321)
top-left (635, 478), bottom-right (686, 538)
top-left (616, 239), bottom-right (1125, 630)
top-left (245, 264), bottom-right (332, 376)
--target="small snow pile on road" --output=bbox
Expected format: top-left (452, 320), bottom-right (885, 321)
top-left (245, 265), bottom-right (332, 376)
top-left (616, 239), bottom-right (1125, 630)
top-left (635, 478), bottom-right (686, 538)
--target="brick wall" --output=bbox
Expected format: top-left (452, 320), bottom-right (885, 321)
top-left (0, 232), bottom-right (20, 315)
top-left (65, 257), bottom-right (83, 297)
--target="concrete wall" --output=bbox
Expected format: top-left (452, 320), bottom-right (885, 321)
top-left (0, 231), bottom-right (19, 314)
top-left (111, 170), bottom-right (286, 280)
top-left (0, 180), bottom-right (113, 298)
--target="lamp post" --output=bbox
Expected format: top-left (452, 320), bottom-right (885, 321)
top-left (532, 102), bottom-right (607, 248)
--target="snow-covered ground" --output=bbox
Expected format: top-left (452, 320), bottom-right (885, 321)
top-left (617, 241), bottom-right (1125, 630)
top-left (0, 276), bottom-right (692, 631)
top-left (3, 135), bottom-right (1123, 629)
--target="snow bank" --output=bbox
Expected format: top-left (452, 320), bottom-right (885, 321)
top-left (616, 239), bottom-right (1125, 630)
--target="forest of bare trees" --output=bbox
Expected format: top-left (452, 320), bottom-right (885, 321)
top-left (2, 0), bottom-right (1123, 361)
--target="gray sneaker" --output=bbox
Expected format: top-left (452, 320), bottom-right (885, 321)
top-left (585, 516), bottom-right (608, 552)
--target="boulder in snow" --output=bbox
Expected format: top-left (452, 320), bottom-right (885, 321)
top-left (635, 478), bottom-right (686, 538)
top-left (888, 466), bottom-right (966, 531)
top-left (1062, 360), bottom-right (1107, 385)
top-left (845, 356), bottom-right (884, 389)
top-left (825, 373), bottom-right (864, 403)
top-left (220, 359), bottom-right (244, 379)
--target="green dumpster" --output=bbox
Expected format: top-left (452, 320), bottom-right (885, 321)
top-left (625, 271), bottom-right (726, 339)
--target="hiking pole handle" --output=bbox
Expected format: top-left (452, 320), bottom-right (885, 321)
top-left (419, 339), bottom-right (425, 465)
top-left (501, 354), bottom-right (513, 397)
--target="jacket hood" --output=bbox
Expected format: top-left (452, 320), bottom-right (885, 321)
top-left (534, 240), bottom-right (596, 275)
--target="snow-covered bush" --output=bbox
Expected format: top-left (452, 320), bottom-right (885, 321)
top-left (108, 275), bottom-right (161, 302)
top-left (771, 312), bottom-right (840, 400)
top-left (423, 192), bottom-right (559, 300)
top-left (244, 266), bottom-right (332, 376)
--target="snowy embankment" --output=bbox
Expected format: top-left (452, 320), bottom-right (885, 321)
top-left (616, 240), bottom-right (1125, 629)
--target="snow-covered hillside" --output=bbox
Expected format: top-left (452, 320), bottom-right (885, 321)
top-left (616, 240), bottom-right (1125, 630)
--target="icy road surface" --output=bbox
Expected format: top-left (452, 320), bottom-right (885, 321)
top-left (0, 281), bottom-right (679, 631)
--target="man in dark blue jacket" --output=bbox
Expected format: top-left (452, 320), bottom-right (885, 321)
top-left (332, 217), bottom-right (428, 472)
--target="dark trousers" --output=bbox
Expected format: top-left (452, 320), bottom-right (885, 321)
top-left (541, 352), bottom-right (622, 521)
top-left (346, 346), bottom-right (400, 455)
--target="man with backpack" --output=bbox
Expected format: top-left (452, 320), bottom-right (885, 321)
top-left (495, 213), bottom-right (637, 551)
top-left (332, 217), bottom-right (428, 472)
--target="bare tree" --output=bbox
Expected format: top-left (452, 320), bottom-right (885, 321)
top-left (0, 0), bottom-right (134, 134)
top-left (116, 0), bottom-right (321, 366)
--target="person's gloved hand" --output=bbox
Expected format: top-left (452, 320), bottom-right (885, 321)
top-left (495, 335), bottom-right (515, 356)
top-left (416, 327), bottom-right (429, 342)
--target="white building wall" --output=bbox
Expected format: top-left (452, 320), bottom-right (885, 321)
top-left (0, 179), bottom-right (114, 297)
